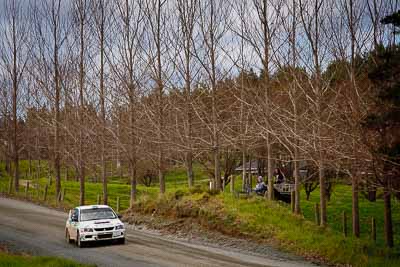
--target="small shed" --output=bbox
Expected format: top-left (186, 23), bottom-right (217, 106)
top-left (235, 159), bottom-right (275, 176)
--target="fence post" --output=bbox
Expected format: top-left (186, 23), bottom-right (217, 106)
top-left (61, 188), bottom-right (66, 202)
top-left (25, 181), bottom-right (30, 198)
top-left (116, 197), bottom-right (120, 213)
top-left (371, 217), bottom-right (376, 243)
top-left (97, 194), bottom-right (101, 205)
top-left (291, 191), bottom-right (295, 213)
top-left (57, 187), bottom-right (62, 203)
top-left (230, 175), bottom-right (235, 194)
top-left (342, 211), bottom-right (347, 237)
top-left (315, 203), bottom-right (320, 225)
top-left (43, 184), bottom-right (48, 201)
top-left (36, 184), bottom-right (40, 200)
top-left (8, 177), bottom-right (12, 194)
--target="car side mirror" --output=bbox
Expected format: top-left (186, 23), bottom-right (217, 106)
top-left (117, 214), bottom-right (122, 219)
top-left (71, 215), bottom-right (78, 222)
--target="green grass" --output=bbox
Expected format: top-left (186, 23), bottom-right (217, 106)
top-left (1, 161), bottom-right (399, 249)
top-left (1, 160), bottom-right (400, 266)
top-left (0, 161), bottom-right (210, 213)
top-left (219, 193), bottom-right (369, 265)
top-left (130, 189), bottom-right (400, 267)
top-left (0, 252), bottom-right (95, 267)
top-left (218, 192), bottom-right (400, 267)
top-left (300, 184), bottom-right (400, 248)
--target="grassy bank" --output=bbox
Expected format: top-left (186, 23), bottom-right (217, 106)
top-left (128, 189), bottom-right (400, 267)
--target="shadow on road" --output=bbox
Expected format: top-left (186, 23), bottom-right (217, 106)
top-left (74, 240), bottom-right (126, 248)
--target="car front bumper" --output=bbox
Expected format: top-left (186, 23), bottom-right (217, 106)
top-left (80, 229), bottom-right (125, 242)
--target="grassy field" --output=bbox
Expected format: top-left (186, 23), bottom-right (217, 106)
top-left (0, 251), bottom-right (95, 267)
top-left (1, 160), bottom-right (399, 266)
top-left (301, 184), bottom-right (400, 249)
top-left (0, 161), bottom-right (209, 211)
top-left (128, 188), bottom-right (400, 267)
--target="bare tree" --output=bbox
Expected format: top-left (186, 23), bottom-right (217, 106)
top-left (72, 0), bottom-right (91, 205)
top-left (32, 0), bottom-right (70, 200)
top-left (233, 0), bottom-right (284, 198)
top-left (111, 0), bottom-right (145, 205)
top-left (231, 0), bottom-right (254, 192)
top-left (0, 0), bottom-right (30, 193)
top-left (92, 0), bottom-right (111, 204)
top-left (196, 0), bottom-right (231, 191)
top-left (144, 0), bottom-right (168, 194)
top-left (290, 0), bottom-right (302, 214)
top-left (299, 0), bottom-right (331, 226)
top-left (174, 0), bottom-right (199, 188)
top-left (366, 0), bottom-right (386, 49)
top-left (280, 0), bottom-right (303, 214)
top-left (332, 0), bottom-right (366, 238)
top-left (273, 0), bottom-right (304, 213)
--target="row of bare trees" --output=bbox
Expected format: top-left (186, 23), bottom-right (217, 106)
top-left (0, 0), bottom-right (398, 247)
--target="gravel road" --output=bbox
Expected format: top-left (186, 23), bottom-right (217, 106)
top-left (0, 196), bottom-right (318, 267)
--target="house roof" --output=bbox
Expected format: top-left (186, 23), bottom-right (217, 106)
top-left (235, 160), bottom-right (263, 171)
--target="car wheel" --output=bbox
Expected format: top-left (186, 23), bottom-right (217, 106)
top-left (76, 232), bottom-right (85, 248)
top-left (119, 238), bottom-right (125, 245)
top-left (65, 229), bottom-right (73, 244)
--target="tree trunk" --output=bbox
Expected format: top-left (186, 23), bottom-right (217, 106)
top-left (180, 2), bottom-right (195, 188)
top-left (12, 14), bottom-right (19, 193)
top-left (291, 0), bottom-right (300, 215)
top-left (242, 150), bottom-right (246, 191)
top-left (102, 145), bottom-right (107, 204)
top-left (98, 0), bottom-right (107, 205)
top-left (383, 183), bottom-right (394, 248)
top-left (267, 136), bottom-right (274, 200)
top-left (294, 153), bottom-right (300, 214)
top-left (129, 99), bottom-right (137, 205)
top-left (79, 166), bottom-right (85, 206)
top-left (248, 156), bottom-right (253, 190)
top-left (352, 174), bottom-right (360, 237)
top-left (77, 1), bottom-right (86, 206)
top-left (155, 0), bottom-right (165, 194)
top-left (186, 152), bottom-right (194, 188)
top-left (130, 165), bottom-right (137, 208)
top-left (54, 45), bottom-right (61, 201)
top-left (38, 159), bottom-right (41, 179)
top-left (54, 21), bottom-right (61, 202)
top-left (159, 157), bottom-right (165, 193)
top-left (28, 153), bottom-right (32, 178)
top-left (319, 163), bottom-right (327, 226)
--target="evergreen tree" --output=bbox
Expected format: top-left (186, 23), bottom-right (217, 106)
top-left (362, 10), bottom-right (400, 248)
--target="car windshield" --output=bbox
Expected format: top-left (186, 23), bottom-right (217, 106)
top-left (80, 208), bottom-right (116, 221)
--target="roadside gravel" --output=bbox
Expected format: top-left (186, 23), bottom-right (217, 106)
top-left (125, 214), bottom-right (325, 266)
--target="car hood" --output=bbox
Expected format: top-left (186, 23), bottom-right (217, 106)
top-left (79, 218), bottom-right (123, 228)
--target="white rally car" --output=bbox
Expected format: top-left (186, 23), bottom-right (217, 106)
top-left (65, 205), bottom-right (125, 247)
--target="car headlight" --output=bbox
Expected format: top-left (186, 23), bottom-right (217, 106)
top-left (115, 224), bottom-right (124, 230)
top-left (81, 227), bottom-right (93, 233)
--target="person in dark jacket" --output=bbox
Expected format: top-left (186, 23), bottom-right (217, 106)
top-left (274, 168), bottom-right (285, 184)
